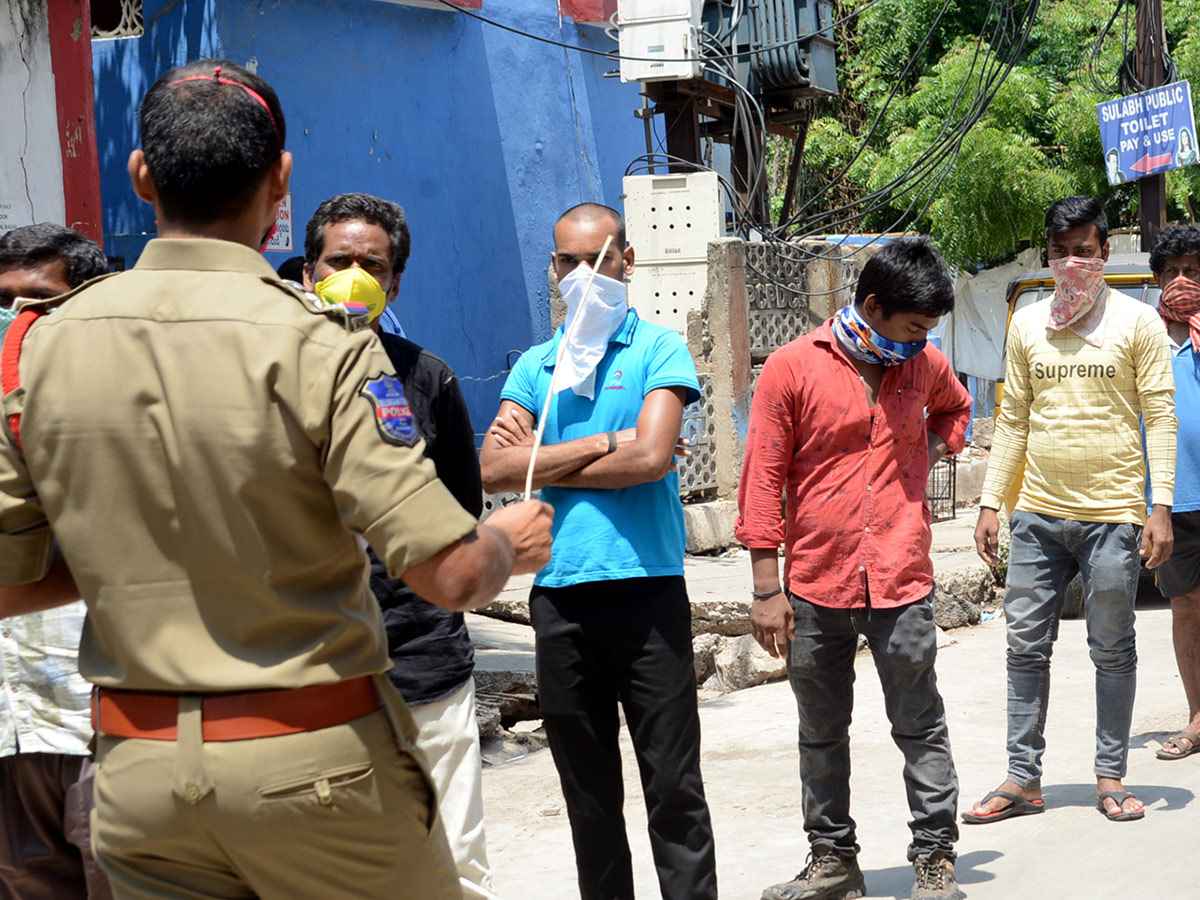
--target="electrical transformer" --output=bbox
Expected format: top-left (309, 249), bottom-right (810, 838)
top-left (617, 0), bottom-right (838, 97)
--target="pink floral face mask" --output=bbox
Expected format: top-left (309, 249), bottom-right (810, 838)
top-left (1048, 256), bottom-right (1107, 330)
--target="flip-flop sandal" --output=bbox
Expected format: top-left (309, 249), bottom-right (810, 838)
top-left (1097, 791), bottom-right (1145, 822)
top-left (961, 789), bottom-right (1045, 824)
top-left (1156, 729), bottom-right (1200, 760)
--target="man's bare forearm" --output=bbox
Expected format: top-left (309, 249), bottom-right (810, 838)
top-left (749, 547), bottom-right (782, 593)
top-left (927, 431), bottom-right (949, 472)
top-left (481, 434), bottom-right (608, 494)
top-left (554, 439), bottom-right (672, 489)
top-left (403, 526), bottom-right (515, 611)
top-left (0, 552), bottom-right (80, 619)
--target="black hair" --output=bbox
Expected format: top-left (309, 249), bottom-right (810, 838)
top-left (1106, 149), bottom-right (1119, 162)
top-left (0, 223), bottom-right (108, 288)
top-left (1044, 195), bottom-right (1108, 245)
top-left (555, 203), bottom-right (627, 248)
top-left (1149, 224), bottom-right (1200, 275)
top-left (139, 58), bottom-right (286, 225)
top-left (304, 193), bottom-right (411, 277)
top-left (854, 238), bottom-right (955, 319)
top-left (276, 255), bottom-right (306, 282)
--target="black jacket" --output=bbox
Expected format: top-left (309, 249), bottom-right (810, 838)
top-left (369, 333), bottom-right (482, 706)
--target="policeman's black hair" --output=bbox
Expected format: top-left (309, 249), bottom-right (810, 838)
top-left (139, 58), bottom-right (286, 225)
top-left (0, 223), bottom-right (108, 288)
top-left (854, 238), bottom-right (955, 319)
top-left (1045, 195), bottom-right (1108, 245)
top-left (1149, 224), bottom-right (1200, 275)
top-left (304, 193), bottom-right (411, 277)
top-left (555, 203), bottom-right (627, 248)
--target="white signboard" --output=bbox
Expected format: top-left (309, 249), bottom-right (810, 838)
top-left (0, 2), bottom-right (65, 234)
top-left (265, 193), bottom-right (294, 252)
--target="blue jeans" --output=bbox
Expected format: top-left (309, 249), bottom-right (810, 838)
top-left (1003, 511), bottom-right (1142, 786)
top-left (786, 592), bottom-right (959, 862)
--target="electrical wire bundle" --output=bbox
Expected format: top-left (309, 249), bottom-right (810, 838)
top-left (712, 0), bottom-right (1043, 294)
top-left (768, 0), bottom-right (1042, 251)
top-left (1086, 0), bottom-right (1178, 98)
top-left (430, 0), bottom-right (1042, 295)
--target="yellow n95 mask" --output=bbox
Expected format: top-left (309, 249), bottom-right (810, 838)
top-left (313, 267), bottom-right (388, 322)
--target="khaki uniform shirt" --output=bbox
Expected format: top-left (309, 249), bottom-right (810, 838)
top-left (0, 238), bottom-right (476, 693)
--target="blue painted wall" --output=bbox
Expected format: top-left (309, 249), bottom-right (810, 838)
top-left (91, 0), bottom-right (646, 439)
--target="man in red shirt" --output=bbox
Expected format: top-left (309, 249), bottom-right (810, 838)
top-left (737, 239), bottom-right (972, 900)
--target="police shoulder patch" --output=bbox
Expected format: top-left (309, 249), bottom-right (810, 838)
top-left (360, 374), bottom-right (418, 446)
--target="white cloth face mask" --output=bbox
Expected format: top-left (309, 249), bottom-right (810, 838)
top-left (556, 265), bottom-right (629, 399)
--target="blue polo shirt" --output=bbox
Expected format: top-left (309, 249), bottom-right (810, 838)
top-left (500, 309), bottom-right (701, 587)
top-left (1172, 340), bottom-right (1200, 513)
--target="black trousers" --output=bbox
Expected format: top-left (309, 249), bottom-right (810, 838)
top-left (530, 576), bottom-right (717, 900)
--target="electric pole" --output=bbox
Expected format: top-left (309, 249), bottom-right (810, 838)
top-left (1137, 0), bottom-right (1167, 252)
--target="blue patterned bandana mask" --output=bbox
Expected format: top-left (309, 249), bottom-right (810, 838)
top-left (832, 303), bottom-right (926, 366)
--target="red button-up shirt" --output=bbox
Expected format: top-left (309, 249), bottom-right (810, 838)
top-left (736, 321), bottom-right (972, 608)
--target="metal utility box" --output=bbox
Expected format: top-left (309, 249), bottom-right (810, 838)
top-left (617, 0), bottom-right (703, 83)
top-left (747, 0), bottom-right (839, 98)
top-left (623, 171), bottom-right (723, 333)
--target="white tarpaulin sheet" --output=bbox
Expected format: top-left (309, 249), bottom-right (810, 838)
top-left (939, 249), bottom-right (1041, 380)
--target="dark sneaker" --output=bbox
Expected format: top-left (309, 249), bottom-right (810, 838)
top-left (761, 847), bottom-right (867, 900)
top-left (911, 851), bottom-right (963, 900)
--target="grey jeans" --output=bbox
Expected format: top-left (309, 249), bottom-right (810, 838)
top-left (786, 592), bottom-right (959, 862)
top-left (1003, 511), bottom-right (1142, 786)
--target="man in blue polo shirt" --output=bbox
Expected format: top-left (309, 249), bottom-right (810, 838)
top-left (1150, 224), bottom-right (1200, 762)
top-left (481, 203), bottom-right (717, 900)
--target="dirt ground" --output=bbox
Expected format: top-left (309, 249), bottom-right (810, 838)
top-left (479, 590), bottom-right (1198, 899)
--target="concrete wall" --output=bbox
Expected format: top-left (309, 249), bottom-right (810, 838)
top-left (90, 0), bottom-right (646, 438)
top-left (1, 0), bottom-right (65, 232)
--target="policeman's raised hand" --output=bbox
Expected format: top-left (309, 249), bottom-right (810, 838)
top-left (486, 500), bottom-right (555, 574)
top-left (975, 507), bottom-right (1001, 566)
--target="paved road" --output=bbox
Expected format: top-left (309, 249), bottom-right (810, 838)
top-left (477, 554), bottom-right (1196, 898)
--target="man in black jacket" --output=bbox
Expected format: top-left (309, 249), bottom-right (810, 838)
top-left (304, 193), bottom-right (496, 899)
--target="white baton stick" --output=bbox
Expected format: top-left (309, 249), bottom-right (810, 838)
top-left (523, 235), bottom-right (614, 501)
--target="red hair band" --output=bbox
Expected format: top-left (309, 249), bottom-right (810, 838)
top-left (170, 65), bottom-right (282, 144)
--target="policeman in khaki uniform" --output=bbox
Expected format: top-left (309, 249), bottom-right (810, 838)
top-left (0, 59), bottom-right (553, 900)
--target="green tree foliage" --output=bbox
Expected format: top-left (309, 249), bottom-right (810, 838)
top-left (778, 0), bottom-right (1200, 267)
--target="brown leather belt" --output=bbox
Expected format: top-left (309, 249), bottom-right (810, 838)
top-left (91, 676), bottom-right (381, 742)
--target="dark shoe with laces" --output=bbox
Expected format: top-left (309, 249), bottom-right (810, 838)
top-left (761, 846), bottom-right (866, 900)
top-left (911, 850), bottom-right (963, 900)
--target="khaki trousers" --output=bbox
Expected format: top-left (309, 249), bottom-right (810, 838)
top-left (91, 678), bottom-right (460, 900)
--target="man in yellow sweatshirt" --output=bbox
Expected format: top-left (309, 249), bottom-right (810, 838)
top-left (967, 196), bottom-right (1175, 824)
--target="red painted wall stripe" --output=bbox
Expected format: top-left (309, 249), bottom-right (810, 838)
top-left (559, 0), bottom-right (618, 24)
top-left (44, 0), bottom-right (103, 246)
